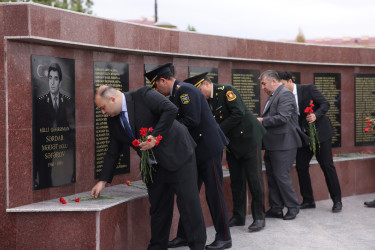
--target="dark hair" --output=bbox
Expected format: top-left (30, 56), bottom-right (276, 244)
top-left (278, 71), bottom-right (293, 81)
top-left (48, 63), bottom-right (62, 81)
top-left (259, 70), bottom-right (280, 82)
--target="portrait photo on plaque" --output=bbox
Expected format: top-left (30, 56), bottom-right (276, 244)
top-left (31, 55), bottom-right (76, 190)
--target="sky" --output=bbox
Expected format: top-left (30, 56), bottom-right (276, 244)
top-left (91, 0), bottom-right (375, 42)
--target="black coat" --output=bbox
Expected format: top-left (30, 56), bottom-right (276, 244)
top-left (297, 84), bottom-right (335, 143)
top-left (100, 86), bottom-right (196, 183)
top-left (37, 92), bottom-right (73, 128)
top-left (169, 80), bottom-right (228, 164)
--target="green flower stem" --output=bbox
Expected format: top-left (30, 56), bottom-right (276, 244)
top-left (308, 122), bottom-right (320, 155)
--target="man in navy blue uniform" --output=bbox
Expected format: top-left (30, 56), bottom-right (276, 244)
top-left (145, 63), bottom-right (232, 250)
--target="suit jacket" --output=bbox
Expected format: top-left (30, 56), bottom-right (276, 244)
top-left (296, 84), bottom-right (335, 143)
top-left (262, 85), bottom-right (307, 151)
top-left (37, 92), bottom-right (73, 128)
top-left (210, 83), bottom-right (266, 159)
top-left (169, 80), bottom-right (228, 164)
top-left (100, 86), bottom-right (196, 183)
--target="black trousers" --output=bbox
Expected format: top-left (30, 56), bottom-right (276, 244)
top-left (227, 144), bottom-right (265, 221)
top-left (147, 155), bottom-right (206, 250)
top-left (296, 138), bottom-right (342, 204)
top-left (177, 152), bottom-right (231, 242)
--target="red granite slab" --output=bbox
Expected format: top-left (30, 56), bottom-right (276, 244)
top-left (15, 212), bottom-right (96, 249)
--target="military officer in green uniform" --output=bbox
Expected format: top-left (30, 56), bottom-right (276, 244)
top-left (185, 72), bottom-right (267, 232)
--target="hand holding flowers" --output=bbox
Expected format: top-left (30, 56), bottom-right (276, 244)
top-left (132, 127), bottom-right (162, 183)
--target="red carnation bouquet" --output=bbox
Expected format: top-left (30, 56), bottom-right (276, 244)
top-left (364, 117), bottom-right (375, 133)
top-left (304, 100), bottom-right (320, 155)
top-left (132, 127), bottom-right (162, 183)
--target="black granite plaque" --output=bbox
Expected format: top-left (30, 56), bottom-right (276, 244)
top-left (314, 73), bottom-right (341, 147)
top-left (232, 69), bottom-right (261, 116)
top-left (94, 62), bottom-right (130, 179)
top-left (291, 72), bottom-right (301, 84)
top-left (32, 55), bottom-right (76, 190)
top-left (354, 74), bottom-right (375, 146)
top-left (188, 67), bottom-right (218, 83)
top-left (144, 64), bottom-right (175, 86)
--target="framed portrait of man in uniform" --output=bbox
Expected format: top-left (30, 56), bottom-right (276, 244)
top-left (31, 55), bottom-right (76, 190)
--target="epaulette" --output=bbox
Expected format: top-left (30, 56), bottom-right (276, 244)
top-left (38, 94), bottom-right (50, 103)
top-left (61, 94), bottom-right (71, 101)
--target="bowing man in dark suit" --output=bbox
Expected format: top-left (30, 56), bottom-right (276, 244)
top-left (257, 70), bottom-right (306, 220)
top-left (145, 63), bottom-right (232, 250)
top-left (91, 85), bottom-right (206, 250)
top-left (279, 71), bottom-right (342, 212)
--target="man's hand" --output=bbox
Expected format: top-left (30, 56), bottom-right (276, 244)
top-left (257, 117), bottom-right (263, 124)
top-left (139, 135), bottom-right (156, 151)
top-left (306, 113), bottom-right (316, 123)
top-left (91, 181), bottom-right (107, 198)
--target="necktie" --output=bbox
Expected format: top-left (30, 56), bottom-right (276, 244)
top-left (120, 111), bottom-right (134, 139)
top-left (263, 96), bottom-right (271, 115)
top-left (53, 96), bottom-right (58, 113)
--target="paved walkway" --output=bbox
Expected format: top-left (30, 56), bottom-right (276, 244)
top-left (172, 193), bottom-right (375, 250)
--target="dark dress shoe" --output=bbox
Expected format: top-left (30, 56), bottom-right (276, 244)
top-left (168, 237), bottom-right (188, 248)
top-left (332, 201), bottom-right (342, 212)
top-left (228, 217), bottom-right (245, 227)
top-left (206, 239), bottom-right (232, 249)
top-left (248, 220), bottom-right (265, 232)
top-left (364, 200), bottom-right (375, 207)
top-left (300, 201), bottom-right (316, 209)
top-left (265, 208), bottom-right (283, 218)
top-left (283, 208), bottom-right (299, 220)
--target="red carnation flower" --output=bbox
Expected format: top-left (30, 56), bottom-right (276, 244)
top-left (74, 198), bottom-right (80, 202)
top-left (59, 197), bottom-right (67, 204)
top-left (126, 180), bottom-right (132, 186)
top-left (140, 127), bottom-right (148, 137)
top-left (149, 127), bottom-right (154, 132)
top-left (132, 139), bottom-right (140, 147)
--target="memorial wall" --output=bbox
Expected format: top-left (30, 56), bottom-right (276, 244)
top-left (1, 3), bottom-right (375, 249)
top-left (1, 2), bottom-right (375, 204)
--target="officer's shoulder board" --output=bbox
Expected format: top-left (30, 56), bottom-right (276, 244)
top-left (38, 94), bottom-right (50, 103)
top-left (61, 93), bottom-right (71, 102)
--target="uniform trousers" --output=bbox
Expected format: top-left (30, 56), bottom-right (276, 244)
top-left (147, 154), bottom-right (206, 250)
top-left (227, 144), bottom-right (265, 221)
top-left (264, 148), bottom-right (300, 209)
top-left (296, 138), bottom-right (342, 204)
top-left (176, 152), bottom-right (231, 242)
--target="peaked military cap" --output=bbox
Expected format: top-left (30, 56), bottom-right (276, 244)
top-left (183, 72), bottom-right (209, 88)
top-left (144, 62), bottom-right (173, 88)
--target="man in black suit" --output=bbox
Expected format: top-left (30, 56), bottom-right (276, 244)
top-left (257, 70), bottom-right (305, 220)
top-left (184, 72), bottom-right (267, 232)
top-left (145, 63), bottom-right (231, 250)
top-left (91, 85), bottom-right (206, 250)
top-left (279, 71), bottom-right (342, 212)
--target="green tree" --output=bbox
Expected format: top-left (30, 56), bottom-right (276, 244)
top-left (187, 25), bottom-right (197, 32)
top-left (295, 28), bottom-right (306, 43)
top-left (0, 0), bottom-right (94, 14)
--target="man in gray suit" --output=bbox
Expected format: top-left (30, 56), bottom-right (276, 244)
top-left (257, 70), bottom-right (306, 220)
